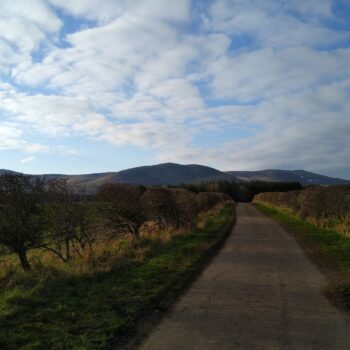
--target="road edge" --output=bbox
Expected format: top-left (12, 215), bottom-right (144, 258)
top-left (118, 205), bottom-right (237, 350)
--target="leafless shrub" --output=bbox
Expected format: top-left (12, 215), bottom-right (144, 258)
top-left (44, 180), bottom-right (99, 262)
top-left (196, 192), bottom-right (232, 212)
top-left (142, 188), bottom-right (177, 230)
top-left (170, 189), bottom-right (199, 229)
top-left (0, 174), bottom-right (45, 271)
top-left (97, 183), bottom-right (147, 241)
top-left (254, 185), bottom-right (350, 236)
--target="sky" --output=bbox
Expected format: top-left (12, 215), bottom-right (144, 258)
top-left (0, 0), bottom-right (350, 178)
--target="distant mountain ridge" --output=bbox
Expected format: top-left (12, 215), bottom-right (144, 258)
top-left (0, 169), bottom-right (21, 175)
top-left (226, 169), bottom-right (350, 186)
top-left (1, 164), bottom-right (349, 188)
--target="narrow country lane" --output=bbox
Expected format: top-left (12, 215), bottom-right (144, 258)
top-left (138, 203), bottom-right (350, 350)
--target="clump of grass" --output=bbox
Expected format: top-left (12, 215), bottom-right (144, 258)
top-left (0, 203), bottom-right (235, 350)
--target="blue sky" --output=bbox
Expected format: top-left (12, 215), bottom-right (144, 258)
top-left (0, 0), bottom-right (350, 178)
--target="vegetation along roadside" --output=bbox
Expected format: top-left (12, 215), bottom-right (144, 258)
top-left (0, 174), bottom-right (235, 349)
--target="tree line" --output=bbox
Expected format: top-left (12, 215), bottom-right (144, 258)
top-left (171, 180), bottom-right (302, 202)
top-left (0, 174), bottom-right (232, 271)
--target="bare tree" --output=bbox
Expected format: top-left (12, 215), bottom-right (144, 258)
top-left (44, 179), bottom-right (75, 262)
top-left (72, 200), bottom-right (101, 257)
top-left (97, 184), bottom-right (147, 241)
top-left (0, 174), bottom-right (45, 271)
top-left (44, 179), bottom-right (96, 262)
top-left (143, 188), bottom-right (177, 229)
top-left (170, 189), bottom-right (199, 229)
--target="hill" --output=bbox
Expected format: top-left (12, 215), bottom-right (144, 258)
top-left (226, 169), bottom-right (350, 185)
top-left (1, 164), bottom-right (349, 188)
top-left (109, 163), bottom-right (234, 185)
top-left (64, 163), bottom-right (236, 188)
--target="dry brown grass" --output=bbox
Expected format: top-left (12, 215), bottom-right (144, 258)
top-left (0, 206), bottom-right (226, 282)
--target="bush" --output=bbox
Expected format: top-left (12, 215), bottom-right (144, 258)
top-left (142, 188), bottom-right (177, 229)
top-left (173, 180), bottom-right (302, 202)
top-left (170, 189), bottom-right (199, 229)
top-left (97, 183), bottom-right (147, 241)
top-left (253, 185), bottom-right (350, 236)
top-left (0, 174), bottom-right (46, 271)
top-left (45, 179), bottom-right (99, 262)
top-left (196, 192), bottom-right (232, 212)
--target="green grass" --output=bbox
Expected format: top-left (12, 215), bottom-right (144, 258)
top-left (254, 201), bottom-right (350, 308)
top-left (0, 203), bottom-right (235, 350)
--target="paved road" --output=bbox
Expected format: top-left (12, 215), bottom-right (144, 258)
top-left (138, 203), bottom-right (350, 350)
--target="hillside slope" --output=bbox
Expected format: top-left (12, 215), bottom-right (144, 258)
top-left (71, 163), bottom-right (236, 187)
top-left (110, 163), bottom-right (234, 185)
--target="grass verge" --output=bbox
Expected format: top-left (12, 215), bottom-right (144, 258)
top-left (254, 201), bottom-right (350, 310)
top-left (0, 203), bottom-right (235, 350)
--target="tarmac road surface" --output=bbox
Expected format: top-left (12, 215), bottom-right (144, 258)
top-left (138, 203), bottom-right (350, 350)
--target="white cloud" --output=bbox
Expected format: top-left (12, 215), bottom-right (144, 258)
top-left (20, 156), bottom-right (36, 164)
top-left (0, 121), bottom-right (78, 157)
top-left (0, 0), bottom-right (61, 74)
top-left (208, 47), bottom-right (350, 101)
top-left (15, 13), bottom-right (182, 100)
top-left (0, 123), bottom-right (50, 153)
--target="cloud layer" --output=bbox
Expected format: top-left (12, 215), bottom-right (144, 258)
top-left (0, 0), bottom-right (349, 177)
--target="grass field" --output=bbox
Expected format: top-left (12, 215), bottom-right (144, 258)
top-left (0, 203), bottom-right (235, 350)
top-left (254, 202), bottom-right (350, 310)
